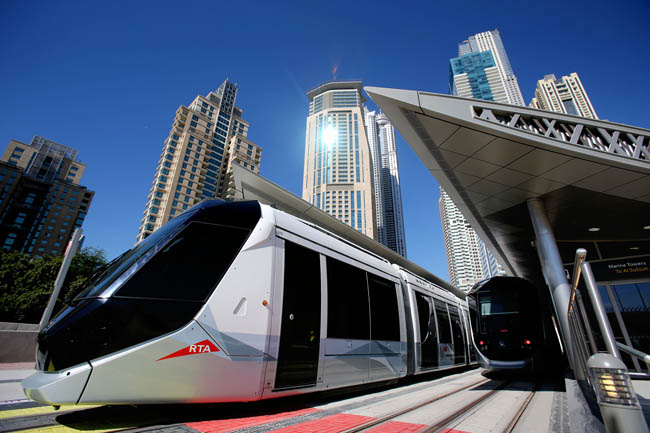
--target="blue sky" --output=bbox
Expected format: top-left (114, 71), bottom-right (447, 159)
top-left (1, 0), bottom-right (649, 280)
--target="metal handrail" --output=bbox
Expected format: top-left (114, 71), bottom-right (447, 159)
top-left (568, 248), bottom-right (586, 314)
top-left (567, 249), bottom-right (621, 360)
top-left (566, 250), bottom-right (649, 433)
top-left (617, 342), bottom-right (650, 372)
top-left (581, 260), bottom-right (621, 359)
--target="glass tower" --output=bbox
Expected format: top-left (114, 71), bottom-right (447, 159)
top-left (453, 29), bottom-right (524, 106)
top-left (365, 108), bottom-right (407, 256)
top-left (303, 81), bottom-right (376, 239)
top-left (442, 30), bottom-right (520, 290)
top-left (449, 51), bottom-right (506, 102)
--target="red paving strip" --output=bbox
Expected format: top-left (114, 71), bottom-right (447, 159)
top-left (365, 421), bottom-right (429, 432)
top-left (185, 407), bottom-right (319, 433)
top-left (269, 413), bottom-right (374, 432)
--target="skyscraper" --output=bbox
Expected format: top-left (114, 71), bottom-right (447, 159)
top-left (529, 73), bottom-right (598, 119)
top-left (137, 79), bottom-right (262, 242)
top-left (0, 136), bottom-right (93, 257)
top-left (303, 81), bottom-right (375, 239)
top-left (453, 29), bottom-right (524, 106)
top-left (365, 108), bottom-right (407, 256)
top-left (439, 189), bottom-right (484, 290)
top-left (441, 30), bottom-right (521, 290)
top-left (449, 51), bottom-right (507, 103)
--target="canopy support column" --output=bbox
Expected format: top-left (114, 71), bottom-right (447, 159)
top-left (527, 198), bottom-right (576, 370)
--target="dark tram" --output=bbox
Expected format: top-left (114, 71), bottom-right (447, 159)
top-left (467, 276), bottom-right (562, 373)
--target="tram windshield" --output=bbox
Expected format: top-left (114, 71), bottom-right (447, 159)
top-left (73, 209), bottom-right (198, 301)
top-left (478, 291), bottom-right (520, 316)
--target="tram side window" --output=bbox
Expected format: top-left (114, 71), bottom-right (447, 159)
top-left (416, 292), bottom-right (438, 368)
top-left (116, 222), bottom-right (250, 301)
top-left (415, 293), bottom-right (431, 344)
top-left (326, 257), bottom-right (369, 340)
top-left (448, 305), bottom-right (467, 363)
top-left (368, 274), bottom-right (400, 341)
top-left (434, 299), bottom-right (452, 345)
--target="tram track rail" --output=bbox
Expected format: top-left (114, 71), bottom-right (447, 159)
top-left (340, 379), bottom-right (540, 433)
top-left (502, 384), bottom-right (538, 433)
top-left (425, 380), bottom-right (540, 433)
top-left (339, 377), bottom-right (496, 433)
top-left (422, 380), bottom-right (512, 433)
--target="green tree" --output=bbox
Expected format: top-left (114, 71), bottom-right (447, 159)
top-left (0, 251), bottom-right (33, 322)
top-left (0, 248), bottom-right (107, 323)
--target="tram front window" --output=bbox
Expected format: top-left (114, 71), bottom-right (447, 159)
top-left (72, 208), bottom-right (198, 302)
top-left (479, 292), bottom-right (520, 316)
top-left (114, 221), bottom-right (250, 301)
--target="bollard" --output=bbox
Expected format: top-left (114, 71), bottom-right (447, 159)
top-left (587, 353), bottom-right (648, 433)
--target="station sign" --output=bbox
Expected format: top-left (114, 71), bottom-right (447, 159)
top-left (565, 255), bottom-right (650, 283)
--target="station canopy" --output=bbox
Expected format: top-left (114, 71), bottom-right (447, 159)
top-left (365, 88), bottom-right (650, 283)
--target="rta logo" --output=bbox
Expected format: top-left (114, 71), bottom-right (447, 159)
top-left (189, 344), bottom-right (212, 353)
top-left (157, 339), bottom-right (219, 361)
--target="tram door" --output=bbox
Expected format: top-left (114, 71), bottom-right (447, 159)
top-left (434, 299), bottom-right (454, 366)
top-left (415, 293), bottom-right (438, 369)
top-left (275, 241), bottom-right (321, 389)
top-left (448, 305), bottom-right (467, 364)
top-left (462, 309), bottom-right (477, 363)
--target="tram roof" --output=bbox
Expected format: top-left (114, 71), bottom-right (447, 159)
top-left (364, 88), bottom-right (650, 283)
top-left (227, 163), bottom-right (466, 300)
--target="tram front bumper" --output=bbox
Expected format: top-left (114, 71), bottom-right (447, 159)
top-left (22, 362), bottom-right (92, 405)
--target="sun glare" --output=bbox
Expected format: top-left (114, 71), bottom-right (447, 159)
top-left (322, 125), bottom-right (337, 147)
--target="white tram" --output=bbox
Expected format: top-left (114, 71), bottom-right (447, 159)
top-left (23, 200), bottom-right (476, 405)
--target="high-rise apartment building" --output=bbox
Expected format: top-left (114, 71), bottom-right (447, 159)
top-left (442, 30), bottom-right (520, 289)
top-left (137, 79), bottom-right (262, 242)
top-left (450, 51), bottom-right (508, 103)
top-left (529, 73), bottom-right (598, 119)
top-left (302, 81), bottom-right (375, 239)
top-left (365, 108), bottom-right (407, 256)
top-left (439, 189), bottom-right (484, 290)
top-left (0, 136), bottom-right (93, 257)
top-left (453, 29), bottom-right (524, 106)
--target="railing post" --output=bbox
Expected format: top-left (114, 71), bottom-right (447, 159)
top-left (38, 228), bottom-right (84, 332)
top-left (580, 262), bottom-right (622, 360)
top-left (570, 249), bottom-right (599, 355)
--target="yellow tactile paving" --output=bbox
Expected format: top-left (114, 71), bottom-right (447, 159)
top-left (10, 427), bottom-right (117, 433)
top-left (0, 405), bottom-right (99, 420)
